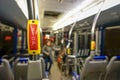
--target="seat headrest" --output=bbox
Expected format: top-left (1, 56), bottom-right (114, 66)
top-left (94, 56), bottom-right (106, 60)
top-left (19, 58), bottom-right (28, 63)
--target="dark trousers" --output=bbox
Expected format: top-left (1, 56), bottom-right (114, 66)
top-left (45, 57), bottom-right (52, 72)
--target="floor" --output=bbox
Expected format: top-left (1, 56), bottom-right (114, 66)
top-left (49, 61), bottom-right (68, 80)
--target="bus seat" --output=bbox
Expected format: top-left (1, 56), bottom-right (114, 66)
top-left (104, 56), bottom-right (120, 80)
top-left (27, 60), bottom-right (43, 80)
top-left (0, 58), bottom-right (14, 80)
top-left (14, 58), bottom-right (28, 80)
top-left (81, 49), bottom-right (85, 56)
top-left (80, 56), bottom-right (108, 80)
top-left (40, 58), bottom-right (46, 78)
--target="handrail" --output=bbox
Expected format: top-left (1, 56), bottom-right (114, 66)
top-left (91, 0), bottom-right (106, 40)
top-left (66, 22), bottom-right (76, 48)
top-left (90, 0), bottom-right (106, 56)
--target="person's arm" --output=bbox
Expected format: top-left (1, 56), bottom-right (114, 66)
top-left (52, 45), bottom-right (61, 51)
top-left (42, 45), bottom-right (49, 55)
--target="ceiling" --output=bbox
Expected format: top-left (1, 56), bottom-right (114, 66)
top-left (0, 0), bottom-right (85, 30)
top-left (0, 0), bottom-right (119, 31)
top-left (38, 0), bottom-right (84, 30)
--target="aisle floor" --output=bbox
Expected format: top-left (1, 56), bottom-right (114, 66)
top-left (49, 62), bottom-right (68, 80)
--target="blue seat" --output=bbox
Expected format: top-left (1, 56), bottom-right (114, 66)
top-left (116, 56), bottom-right (120, 60)
top-left (18, 58), bottom-right (28, 63)
top-left (94, 56), bottom-right (106, 60)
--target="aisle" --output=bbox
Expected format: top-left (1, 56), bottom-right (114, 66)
top-left (49, 62), bottom-right (68, 80)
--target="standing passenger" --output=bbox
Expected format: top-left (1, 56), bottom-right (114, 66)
top-left (42, 39), bottom-right (60, 74)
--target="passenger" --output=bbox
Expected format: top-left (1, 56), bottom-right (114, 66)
top-left (57, 51), bottom-right (63, 69)
top-left (42, 39), bottom-right (60, 74)
top-left (57, 48), bottom-right (66, 69)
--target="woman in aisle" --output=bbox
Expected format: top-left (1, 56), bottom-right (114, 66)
top-left (42, 39), bottom-right (60, 74)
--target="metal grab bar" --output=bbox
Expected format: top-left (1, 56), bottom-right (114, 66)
top-left (90, 0), bottom-right (106, 56)
top-left (66, 22), bottom-right (76, 48)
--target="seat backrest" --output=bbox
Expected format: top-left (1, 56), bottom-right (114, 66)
top-left (104, 56), bottom-right (120, 80)
top-left (14, 58), bottom-right (28, 80)
top-left (81, 49), bottom-right (85, 56)
top-left (86, 49), bottom-right (90, 56)
top-left (27, 60), bottom-right (43, 80)
top-left (83, 49), bottom-right (87, 56)
top-left (84, 49), bottom-right (90, 56)
top-left (80, 56), bottom-right (108, 80)
top-left (0, 58), bottom-right (14, 80)
top-left (78, 49), bottom-right (81, 56)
